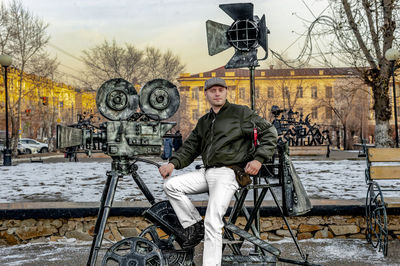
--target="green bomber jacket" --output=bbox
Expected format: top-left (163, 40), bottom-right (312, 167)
top-left (169, 101), bottom-right (278, 169)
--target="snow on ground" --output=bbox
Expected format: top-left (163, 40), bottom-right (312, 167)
top-left (0, 159), bottom-right (400, 203)
top-left (1, 238), bottom-right (399, 266)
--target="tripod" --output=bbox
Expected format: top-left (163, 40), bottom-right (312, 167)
top-left (87, 158), bottom-right (160, 266)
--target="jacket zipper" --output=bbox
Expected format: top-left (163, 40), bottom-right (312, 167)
top-left (206, 114), bottom-right (216, 166)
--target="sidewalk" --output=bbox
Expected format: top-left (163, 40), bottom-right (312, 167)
top-left (0, 238), bottom-right (398, 265)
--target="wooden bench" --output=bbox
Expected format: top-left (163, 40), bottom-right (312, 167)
top-left (288, 145), bottom-right (329, 157)
top-left (365, 147), bottom-right (400, 256)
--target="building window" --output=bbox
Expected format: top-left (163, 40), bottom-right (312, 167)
top-left (296, 86), bottom-right (303, 98)
top-left (192, 109), bottom-right (199, 120)
top-left (179, 86), bottom-right (190, 92)
top-left (192, 87), bottom-right (199, 99)
top-left (326, 86), bottom-right (332, 98)
top-left (268, 87), bottom-right (274, 98)
top-left (239, 87), bottom-right (245, 99)
top-left (311, 86), bottom-right (318, 98)
top-left (325, 107), bottom-right (332, 119)
top-left (255, 87), bottom-right (260, 98)
top-left (312, 107), bottom-right (318, 119)
top-left (282, 87), bottom-right (290, 98)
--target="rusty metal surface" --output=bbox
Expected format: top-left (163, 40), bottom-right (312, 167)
top-left (139, 79), bottom-right (180, 120)
top-left (96, 78), bottom-right (139, 121)
top-left (206, 20), bottom-right (231, 56)
top-left (271, 106), bottom-right (331, 146)
top-left (224, 223), bottom-right (281, 257)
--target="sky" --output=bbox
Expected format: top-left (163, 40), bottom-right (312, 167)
top-left (10, 0), bottom-right (330, 85)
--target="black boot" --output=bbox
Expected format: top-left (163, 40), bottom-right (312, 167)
top-left (181, 220), bottom-right (204, 249)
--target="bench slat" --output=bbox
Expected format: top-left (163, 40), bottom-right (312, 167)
top-left (384, 198), bottom-right (400, 208)
top-left (370, 166), bottom-right (400, 180)
top-left (368, 148), bottom-right (400, 162)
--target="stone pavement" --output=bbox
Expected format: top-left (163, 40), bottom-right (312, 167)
top-left (0, 238), bottom-right (399, 265)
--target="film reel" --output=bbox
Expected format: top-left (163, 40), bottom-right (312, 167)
top-left (139, 79), bottom-right (180, 120)
top-left (96, 78), bottom-right (139, 121)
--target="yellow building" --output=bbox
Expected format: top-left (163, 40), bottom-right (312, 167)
top-left (0, 67), bottom-right (96, 140)
top-left (177, 66), bottom-right (373, 147)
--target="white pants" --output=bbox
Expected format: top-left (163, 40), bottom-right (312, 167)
top-left (163, 167), bottom-right (239, 266)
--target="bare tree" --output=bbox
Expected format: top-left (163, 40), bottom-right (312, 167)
top-left (142, 47), bottom-right (185, 84)
top-left (81, 40), bottom-right (144, 90)
top-left (272, 0), bottom-right (399, 147)
top-left (1, 0), bottom-right (50, 151)
top-left (318, 78), bottom-right (369, 149)
top-left (82, 42), bottom-right (185, 90)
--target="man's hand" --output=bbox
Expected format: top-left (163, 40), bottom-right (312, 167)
top-left (159, 163), bottom-right (175, 179)
top-left (244, 160), bottom-right (262, 176)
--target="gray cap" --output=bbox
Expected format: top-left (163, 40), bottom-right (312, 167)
top-left (204, 77), bottom-right (227, 91)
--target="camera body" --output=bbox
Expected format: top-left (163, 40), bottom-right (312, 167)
top-left (56, 78), bottom-right (179, 170)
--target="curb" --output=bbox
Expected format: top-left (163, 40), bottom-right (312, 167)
top-left (1, 200), bottom-right (399, 220)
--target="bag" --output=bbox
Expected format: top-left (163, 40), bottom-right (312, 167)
top-left (278, 143), bottom-right (312, 216)
top-left (228, 165), bottom-right (252, 187)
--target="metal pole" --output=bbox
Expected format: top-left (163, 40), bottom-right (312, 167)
top-left (250, 66), bottom-right (255, 110)
top-left (249, 66), bottom-right (260, 254)
top-left (392, 61), bottom-right (399, 148)
top-left (3, 66), bottom-right (11, 166)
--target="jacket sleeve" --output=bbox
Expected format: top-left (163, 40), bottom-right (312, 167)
top-left (169, 124), bottom-right (201, 169)
top-left (242, 107), bottom-right (278, 163)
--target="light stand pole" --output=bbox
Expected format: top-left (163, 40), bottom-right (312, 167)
top-left (0, 54), bottom-right (13, 166)
top-left (385, 48), bottom-right (400, 148)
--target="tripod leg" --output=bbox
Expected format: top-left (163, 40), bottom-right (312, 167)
top-left (87, 171), bottom-right (120, 266)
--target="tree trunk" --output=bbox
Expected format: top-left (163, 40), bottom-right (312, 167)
top-left (372, 77), bottom-right (392, 147)
top-left (343, 125), bottom-right (347, 150)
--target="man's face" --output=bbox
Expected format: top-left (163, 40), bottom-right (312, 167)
top-left (204, 85), bottom-right (227, 108)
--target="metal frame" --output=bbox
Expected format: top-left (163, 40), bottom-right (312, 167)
top-left (221, 144), bottom-right (315, 265)
top-left (364, 147), bottom-right (400, 256)
top-left (87, 149), bottom-right (318, 265)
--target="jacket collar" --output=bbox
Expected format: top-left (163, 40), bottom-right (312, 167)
top-left (209, 100), bottom-right (230, 117)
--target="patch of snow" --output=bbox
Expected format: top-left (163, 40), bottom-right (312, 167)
top-left (1, 159), bottom-right (399, 202)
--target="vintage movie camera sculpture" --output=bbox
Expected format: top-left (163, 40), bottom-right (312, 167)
top-left (57, 78), bottom-right (194, 266)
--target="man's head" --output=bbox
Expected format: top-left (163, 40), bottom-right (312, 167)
top-left (204, 77), bottom-right (228, 109)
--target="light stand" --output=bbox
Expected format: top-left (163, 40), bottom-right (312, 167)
top-left (0, 54), bottom-right (12, 166)
top-left (385, 48), bottom-right (400, 148)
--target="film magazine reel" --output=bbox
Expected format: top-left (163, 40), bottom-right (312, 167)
top-left (96, 78), bottom-right (180, 121)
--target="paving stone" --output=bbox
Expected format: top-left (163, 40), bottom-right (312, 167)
top-left (6, 220), bottom-right (21, 227)
top-left (109, 224), bottom-right (123, 242)
top-left (0, 231), bottom-right (19, 245)
top-left (387, 224), bottom-right (400, 231)
top-left (329, 225), bottom-right (360, 236)
top-left (119, 227), bottom-right (139, 238)
top-left (298, 224), bottom-right (322, 233)
top-left (297, 232), bottom-right (313, 240)
top-left (305, 216), bottom-right (325, 225)
top-left (51, 219), bottom-right (63, 229)
top-left (65, 231), bottom-right (93, 241)
top-left (276, 229), bottom-right (297, 237)
top-left (260, 232), bottom-right (268, 240)
top-left (314, 227), bottom-right (333, 239)
top-left (267, 233), bottom-right (283, 241)
top-left (59, 224), bottom-right (69, 236)
top-left (16, 225), bottom-right (57, 240)
top-left (20, 219), bottom-right (36, 228)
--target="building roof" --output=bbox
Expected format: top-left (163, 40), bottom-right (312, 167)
top-left (180, 66), bottom-right (362, 79)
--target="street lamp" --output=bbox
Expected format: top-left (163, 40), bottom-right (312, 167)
top-left (385, 48), bottom-right (400, 148)
top-left (0, 54), bottom-right (12, 166)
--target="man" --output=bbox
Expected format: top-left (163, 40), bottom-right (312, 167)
top-left (159, 77), bottom-right (277, 265)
